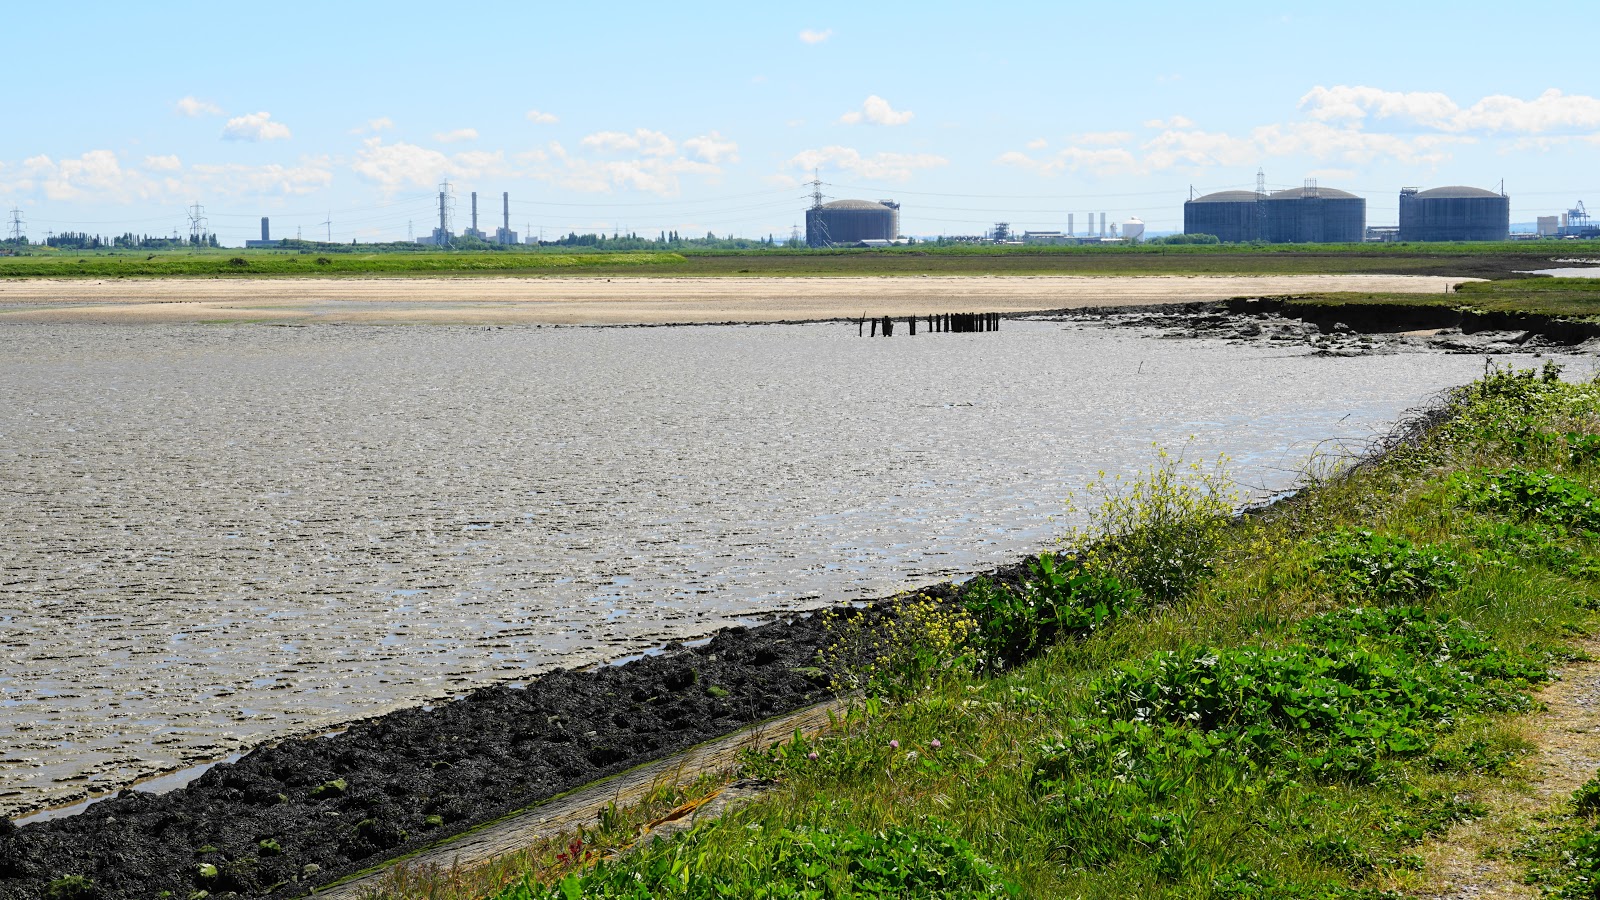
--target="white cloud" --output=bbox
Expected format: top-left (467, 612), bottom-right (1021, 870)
top-left (997, 147), bottom-right (1142, 178)
top-left (350, 117), bottom-right (395, 135)
top-left (2, 149), bottom-right (336, 203)
top-left (1300, 85), bottom-right (1600, 134)
top-left (799, 28), bottom-right (832, 44)
top-left (581, 128), bottom-right (677, 157)
top-left (1143, 115), bottom-right (1195, 129)
top-left (786, 146), bottom-right (948, 181)
top-left (525, 109), bottom-right (559, 125)
top-left (222, 111), bottom-right (292, 142)
top-left (350, 138), bottom-right (505, 190)
top-left (189, 158), bottom-right (334, 196)
top-left (1075, 130), bottom-right (1134, 146)
top-left (33, 151), bottom-right (156, 202)
top-left (1025, 138), bottom-right (1048, 150)
top-left (434, 128), bottom-right (479, 143)
top-left (176, 96), bottom-right (222, 118)
top-left (683, 131), bottom-right (740, 164)
top-left (839, 95), bottom-right (914, 126)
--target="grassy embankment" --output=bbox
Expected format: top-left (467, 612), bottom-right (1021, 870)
top-left (366, 365), bottom-right (1600, 899)
top-left (1, 240), bottom-right (1596, 280)
top-left (1271, 276), bottom-right (1600, 322)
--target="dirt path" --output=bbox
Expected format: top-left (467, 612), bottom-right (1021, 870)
top-left (1411, 643), bottom-right (1600, 899)
top-left (312, 700), bottom-right (845, 899)
top-left (0, 274), bottom-right (1468, 325)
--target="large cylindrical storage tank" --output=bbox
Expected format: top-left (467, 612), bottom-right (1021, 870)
top-left (1183, 190), bottom-right (1264, 243)
top-left (1265, 187), bottom-right (1365, 243)
top-left (1398, 186), bottom-right (1510, 242)
top-left (806, 199), bottom-right (899, 246)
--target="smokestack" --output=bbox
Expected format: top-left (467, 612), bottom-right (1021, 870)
top-left (503, 192), bottom-right (510, 232)
top-left (471, 192), bottom-right (478, 232)
top-left (261, 217), bottom-right (270, 242)
top-left (1068, 213), bottom-right (1074, 236)
top-left (438, 191), bottom-right (447, 236)
top-left (1099, 213), bottom-right (1106, 237)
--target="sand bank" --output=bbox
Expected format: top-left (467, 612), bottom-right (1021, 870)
top-left (0, 273), bottom-right (1468, 325)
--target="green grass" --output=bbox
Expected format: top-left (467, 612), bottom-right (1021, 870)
top-left (2, 240), bottom-right (1597, 280)
top-left (1278, 277), bottom-right (1600, 321)
top-left (413, 365), bottom-right (1600, 900)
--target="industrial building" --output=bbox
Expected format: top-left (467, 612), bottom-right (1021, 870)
top-left (417, 185), bottom-right (520, 246)
top-left (1398, 186), bottom-right (1510, 242)
top-left (244, 217), bottom-right (280, 248)
top-left (805, 199), bottom-right (900, 247)
top-left (1183, 190), bottom-right (1265, 243)
top-left (1184, 181), bottom-right (1366, 244)
top-left (1265, 185), bottom-right (1365, 243)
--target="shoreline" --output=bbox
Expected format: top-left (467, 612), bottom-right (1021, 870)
top-left (0, 273), bottom-right (1467, 325)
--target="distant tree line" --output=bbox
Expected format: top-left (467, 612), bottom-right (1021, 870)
top-left (1146, 233), bottom-right (1220, 245)
top-left (545, 231), bottom-right (794, 251)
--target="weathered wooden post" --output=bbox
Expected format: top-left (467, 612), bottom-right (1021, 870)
top-left (870, 317), bottom-right (878, 337)
top-left (882, 315), bottom-right (893, 337)
top-left (909, 316), bottom-right (916, 336)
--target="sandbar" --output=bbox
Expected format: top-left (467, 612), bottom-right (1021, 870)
top-left (0, 274), bottom-right (1469, 325)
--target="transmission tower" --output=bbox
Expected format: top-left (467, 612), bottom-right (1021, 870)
top-left (408, 220), bottom-right (414, 242)
top-left (186, 201), bottom-right (208, 245)
top-left (804, 169), bottom-right (831, 246)
top-left (6, 207), bottom-right (23, 242)
top-left (437, 180), bottom-right (455, 247)
top-left (807, 168), bottom-right (826, 209)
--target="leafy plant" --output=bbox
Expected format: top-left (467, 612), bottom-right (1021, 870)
top-left (820, 594), bottom-right (975, 700)
top-left (1309, 530), bottom-right (1463, 601)
top-left (1459, 468), bottom-right (1600, 531)
top-left (496, 820), bottom-right (1016, 899)
top-left (961, 553), bottom-right (1141, 673)
top-left (1063, 447), bottom-right (1239, 603)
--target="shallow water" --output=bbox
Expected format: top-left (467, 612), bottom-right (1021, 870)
top-left (0, 321), bottom-right (1549, 815)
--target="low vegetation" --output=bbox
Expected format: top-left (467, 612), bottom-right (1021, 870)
top-left (354, 362), bottom-right (1600, 899)
top-left (1277, 276), bottom-right (1600, 321)
top-left (1, 240), bottom-right (1597, 281)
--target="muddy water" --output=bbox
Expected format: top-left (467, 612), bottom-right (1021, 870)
top-left (0, 321), bottom-right (1546, 815)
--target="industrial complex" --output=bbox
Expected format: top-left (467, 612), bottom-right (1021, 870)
top-left (10, 170), bottom-right (1597, 250)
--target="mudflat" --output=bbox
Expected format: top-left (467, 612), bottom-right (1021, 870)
top-left (0, 273), bottom-right (1468, 325)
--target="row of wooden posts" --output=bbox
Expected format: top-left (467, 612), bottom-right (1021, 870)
top-left (859, 312), bottom-right (1003, 337)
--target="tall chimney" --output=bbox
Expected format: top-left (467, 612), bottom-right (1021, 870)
top-left (1068, 213), bottom-right (1074, 236)
top-left (471, 192), bottom-right (479, 232)
top-left (503, 192), bottom-right (510, 233)
top-left (261, 217), bottom-right (270, 242)
top-left (438, 192), bottom-right (447, 236)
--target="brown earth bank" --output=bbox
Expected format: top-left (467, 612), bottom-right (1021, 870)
top-left (0, 274), bottom-right (1468, 325)
top-left (0, 563), bottom-right (1033, 900)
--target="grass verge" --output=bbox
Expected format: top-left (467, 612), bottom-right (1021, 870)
top-left (366, 363), bottom-right (1600, 899)
top-left (1272, 277), bottom-right (1600, 322)
top-left (1, 242), bottom-right (1595, 280)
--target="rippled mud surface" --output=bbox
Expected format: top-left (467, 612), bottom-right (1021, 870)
top-left (0, 321), bottom-right (1546, 815)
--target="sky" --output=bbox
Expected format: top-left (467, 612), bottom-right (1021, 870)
top-left (5, 0), bottom-right (1600, 245)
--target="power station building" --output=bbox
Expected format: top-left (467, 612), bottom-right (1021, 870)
top-left (806, 199), bottom-right (900, 247)
top-left (1398, 186), bottom-right (1510, 242)
top-left (1185, 185), bottom-right (1366, 243)
top-left (1182, 190), bottom-right (1265, 243)
top-left (1265, 186), bottom-right (1365, 243)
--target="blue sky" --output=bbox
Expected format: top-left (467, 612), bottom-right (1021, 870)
top-left (5, 0), bottom-right (1599, 244)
